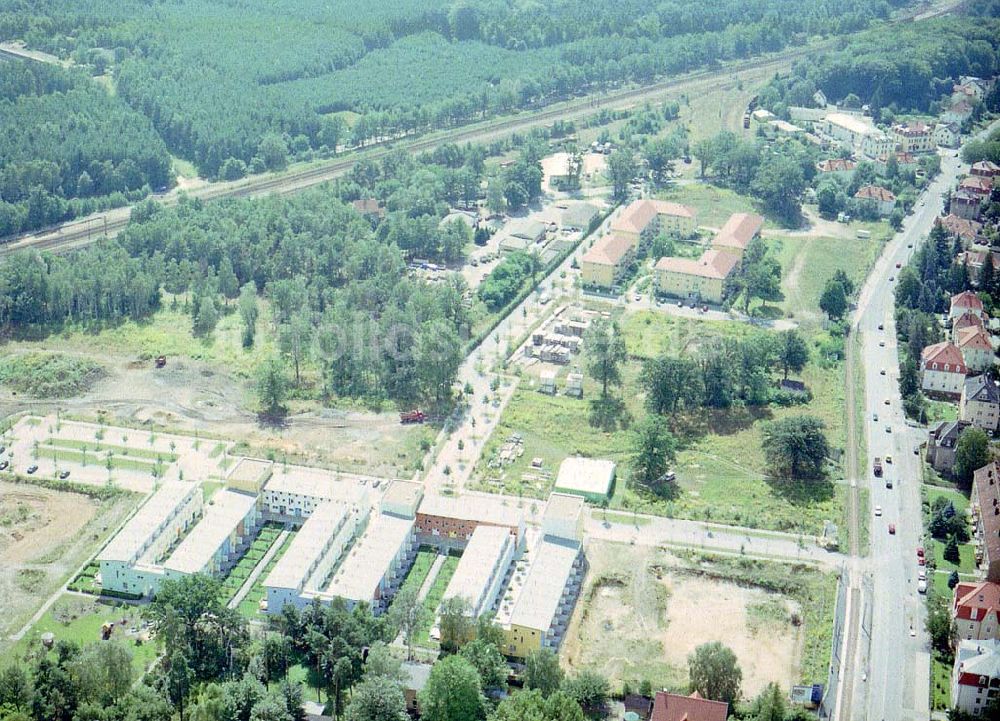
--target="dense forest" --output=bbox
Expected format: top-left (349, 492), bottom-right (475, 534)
top-left (0, 61), bottom-right (171, 236)
top-left (758, 15), bottom-right (1000, 115)
top-left (0, 0), bottom-right (906, 178)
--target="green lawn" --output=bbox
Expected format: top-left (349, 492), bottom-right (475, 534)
top-left (620, 310), bottom-right (749, 360)
top-left (395, 550), bottom-right (436, 599)
top-left (13, 595), bottom-right (159, 674)
top-left (43, 437), bottom-right (179, 462)
top-left (926, 486), bottom-right (970, 516)
top-left (931, 652), bottom-right (953, 711)
top-left (415, 555), bottom-right (461, 648)
top-left (655, 184), bottom-right (765, 230)
top-left (35, 445), bottom-right (160, 473)
top-left (926, 400), bottom-right (958, 423)
top-left (927, 537), bottom-right (977, 574)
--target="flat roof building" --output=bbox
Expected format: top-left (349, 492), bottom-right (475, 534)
top-left (440, 525), bottom-right (517, 620)
top-left (542, 492), bottom-right (586, 542)
top-left (164, 489), bottom-right (260, 576)
top-left (322, 512), bottom-right (416, 612)
top-left (261, 465), bottom-right (370, 518)
top-left (226, 457), bottom-right (273, 494)
top-left (381, 480), bottom-right (424, 518)
top-left (416, 493), bottom-right (525, 544)
top-left (554, 457), bottom-right (616, 502)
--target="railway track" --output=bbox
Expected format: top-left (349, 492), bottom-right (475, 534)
top-left (0, 0), bottom-right (960, 258)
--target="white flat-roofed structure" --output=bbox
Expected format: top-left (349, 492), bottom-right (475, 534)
top-left (320, 511), bottom-right (416, 612)
top-left (497, 528), bottom-right (585, 658)
top-left (381, 480), bottom-right (423, 519)
top-left (416, 493), bottom-right (525, 543)
top-left (98, 481), bottom-right (202, 596)
top-left (554, 457), bottom-right (616, 502)
top-left (264, 500), bottom-right (369, 613)
top-left (227, 457), bottom-right (273, 494)
top-left (441, 525), bottom-right (516, 619)
top-left (262, 464), bottom-right (370, 518)
top-left (164, 489), bottom-right (260, 576)
top-left (542, 492), bottom-right (586, 542)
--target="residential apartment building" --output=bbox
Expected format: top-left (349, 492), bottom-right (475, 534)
top-left (939, 214), bottom-right (984, 249)
top-left (936, 122), bottom-right (962, 148)
top-left (815, 158), bottom-right (856, 181)
top-left (712, 212), bottom-right (764, 259)
top-left (955, 582), bottom-right (1000, 642)
top-left (962, 375), bottom-right (1000, 433)
top-left (953, 190), bottom-right (985, 221)
top-left (952, 639), bottom-right (1000, 715)
top-left (957, 327), bottom-right (996, 372)
top-left (891, 121), bottom-right (935, 154)
top-left (580, 233), bottom-right (636, 289)
top-left (438, 524), bottom-right (517, 630)
top-left (654, 250), bottom-right (739, 304)
top-left (927, 420), bottom-right (973, 474)
top-left (973, 461), bottom-right (1000, 582)
top-left (952, 291), bottom-right (986, 321)
top-left (162, 489), bottom-right (260, 578)
top-left (610, 199), bottom-right (697, 246)
top-left (921, 341), bottom-right (968, 397)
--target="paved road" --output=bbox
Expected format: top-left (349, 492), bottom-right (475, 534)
top-left (584, 512), bottom-right (845, 568)
top-left (841, 142), bottom-right (973, 720)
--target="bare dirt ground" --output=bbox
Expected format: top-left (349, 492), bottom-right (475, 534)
top-left (562, 542), bottom-right (801, 696)
top-left (0, 481), bottom-right (137, 641)
top-left (0, 351), bottom-right (426, 479)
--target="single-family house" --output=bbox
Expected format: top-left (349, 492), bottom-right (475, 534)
top-left (654, 249), bottom-right (740, 304)
top-left (952, 291), bottom-right (986, 321)
top-left (854, 185), bottom-right (896, 217)
top-left (954, 81), bottom-right (987, 103)
top-left (921, 341), bottom-right (968, 398)
top-left (952, 190), bottom-right (985, 221)
top-left (961, 375), bottom-right (1000, 433)
top-left (972, 460), bottom-right (1000, 581)
top-left (891, 121), bottom-right (935, 154)
top-left (951, 639), bottom-right (1000, 715)
top-left (816, 158), bottom-right (857, 180)
top-left (954, 582), bottom-right (1000, 642)
top-left (939, 214), bottom-right (984, 248)
top-left (926, 419), bottom-right (973, 473)
top-left (580, 233), bottom-right (636, 289)
top-left (650, 691), bottom-right (728, 721)
top-left (957, 326), bottom-right (996, 372)
top-left (935, 122), bottom-right (962, 148)
top-left (711, 212), bottom-right (764, 259)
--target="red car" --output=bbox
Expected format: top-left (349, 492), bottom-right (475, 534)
top-left (917, 547), bottom-right (925, 558)
top-left (888, 523), bottom-right (896, 535)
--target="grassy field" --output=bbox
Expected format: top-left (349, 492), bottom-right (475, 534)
top-left (0, 352), bottom-right (106, 398)
top-left (36, 445), bottom-right (160, 474)
top-left (931, 652), bottom-right (952, 711)
top-left (655, 184), bottom-right (767, 230)
top-left (44, 437), bottom-right (179, 462)
top-left (927, 537), bottom-right (977, 574)
top-left (12, 594), bottom-right (159, 674)
top-left (620, 310), bottom-right (749, 360)
top-left (395, 549), bottom-right (436, 599)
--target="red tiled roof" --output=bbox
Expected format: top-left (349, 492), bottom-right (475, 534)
top-left (955, 311), bottom-right (987, 333)
top-left (892, 121), bottom-right (931, 136)
top-left (713, 212), bottom-right (764, 252)
top-left (651, 692), bottom-right (728, 721)
top-left (582, 232), bottom-right (635, 267)
top-left (938, 214), bottom-right (983, 241)
top-left (954, 581), bottom-right (1000, 622)
top-left (612, 200), bottom-right (697, 236)
top-left (957, 326), bottom-right (993, 353)
top-left (854, 185), bottom-right (895, 203)
top-left (655, 249), bottom-right (739, 280)
top-left (921, 341), bottom-right (968, 373)
top-left (953, 290), bottom-right (985, 312)
top-left (961, 176), bottom-right (995, 195)
top-left (975, 461), bottom-right (1000, 572)
top-left (817, 158), bottom-right (856, 173)
top-left (972, 161), bottom-right (1000, 177)
top-left (649, 200), bottom-right (697, 219)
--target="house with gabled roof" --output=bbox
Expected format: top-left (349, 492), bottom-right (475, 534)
top-left (972, 161), bottom-right (1000, 179)
top-left (927, 419), bottom-right (973, 473)
top-left (962, 375), bottom-right (1000, 433)
top-left (957, 327), bottom-right (996, 372)
top-left (954, 581), bottom-right (1000, 642)
top-left (939, 214), bottom-right (984, 248)
top-left (711, 212), bottom-right (764, 259)
top-left (854, 185), bottom-right (896, 216)
top-left (952, 291), bottom-right (986, 320)
top-left (654, 250), bottom-right (739, 304)
top-left (935, 122), bottom-right (961, 148)
top-left (972, 461), bottom-right (1000, 582)
top-left (651, 691), bottom-right (728, 721)
top-left (962, 175), bottom-right (996, 198)
top-left (921, 341), bottom-right (968, 398)
top-left (952, 639), bottom-right (1000, 714)
top-left (816, 157), bottom-right (856, 180)
top-left (580, 233), bottom-right (636, 289)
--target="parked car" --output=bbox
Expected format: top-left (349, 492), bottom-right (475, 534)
top-left (0, 460), bottom-right (7, 471)
top-left (874, 505), bottom-right (883, 517)
top-left (26, 465), bottom-right (38, 474)
top-left (917, 580), bottom-right (927, 594)
top-left (886, 479), bottom-right (893, 489)
top-left (885, 425), bottom-right (892, 433)
top-left (889, 523), bottom-right (896, 534)
top-left (58, 470), bottom-right (70, 480)
top-left (880, 368), bottom-right (886, 375)
top-left (878, 323), bottom-right (884, 330)
top-left (917, 547), bottom-right (925, 559)
top-left (886, 455), bottom-right (892, 464)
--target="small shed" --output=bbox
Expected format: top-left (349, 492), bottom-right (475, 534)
top-left (539, 369), bottom-right (557, 395)
top-left (565, 373), bottom-right (584, 398)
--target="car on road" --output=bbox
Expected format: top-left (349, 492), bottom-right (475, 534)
top-left (907, 243), bottom-right (913, 248)
top-left (886, 455), bottom-right (892, 464)
top-left (889, 276), bottom-right (895, 282)
top-left (873, 413), bottom-right (878, 422)
top-left (884, 398), bottom-right (890, 405)
top-left (634, 294), bottom-right (641, 302)
top-left (0, 445), bottom-right (5, 454)
top-left (26, 464), bottom-right (38, 474)
top-left (874, 505), bottom-right (883, 517)
top-left (878, 323), bottom-right (884, 330)
top-left (886, 479), bottom-right (893, 489)
top-left (917, 580), bottom-right (927, 594)
top-left (58, 470), bottom-right (70, 480)
top-left (895, 262), bottom-right (902, 268)
top-left (676, 300), bottom-right (683, 308)
top-left (880, 368), bottom-right (886, 375)
top-left (889, 523), bottom-right (896, 534)
top-left (885, 425), bottom-right (892, 433)
top-left (878, 340), bottom-right (885, 347)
